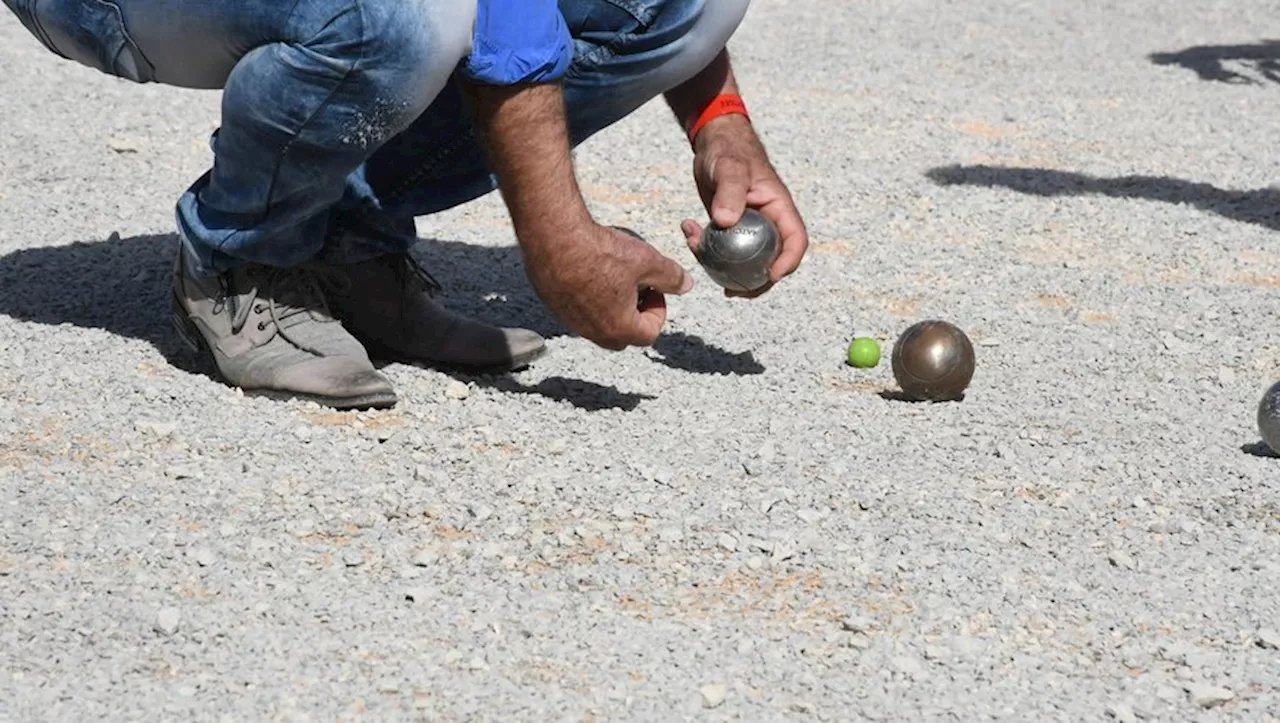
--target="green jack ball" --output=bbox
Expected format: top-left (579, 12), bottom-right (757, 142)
top-left (846, 337), bottom-right (881, 368)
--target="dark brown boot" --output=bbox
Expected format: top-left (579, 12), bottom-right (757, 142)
top-left (324, 253), bottom-right (547, 372)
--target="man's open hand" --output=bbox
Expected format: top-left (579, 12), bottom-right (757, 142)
top-left (461, 81), bottom-right (694, 350)
top-left (524, 223), bottom-right (694, 350)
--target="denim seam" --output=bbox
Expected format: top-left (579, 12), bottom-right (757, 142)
top-left (91, 0), bottom-right (156, 81)
top-left (280, 0), bottom-right (309, 43)
top-left (362, 129), bottom-right (473, 222)
top-left (598, 0), bottom-right (656, 23)
top-left (19, 0), bottom-right (69, 59)
top-left (213, 0), bottom-right (367, 261)
top-left (360, 77), bottom-right (476, 220)
top-left (565, 2), bottom-right (658, 79)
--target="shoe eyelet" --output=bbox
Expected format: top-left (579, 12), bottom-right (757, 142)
top-left (257, 322), bottom-right (267, 331)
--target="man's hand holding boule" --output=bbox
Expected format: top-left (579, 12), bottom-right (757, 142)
top-left (463, 81), bottom-right (694, 350)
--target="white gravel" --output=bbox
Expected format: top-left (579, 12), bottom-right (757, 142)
top-left (4, 0), bottom-right (1280, 720)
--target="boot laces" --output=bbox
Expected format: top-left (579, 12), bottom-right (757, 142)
top-left (228, 264), bottom-right (348, 356)
top-left (396, 253), bottom-right (444, 297)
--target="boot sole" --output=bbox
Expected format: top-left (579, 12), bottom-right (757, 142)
top-left (357, 334), bottom-right (549, 375)
top-left (170, 292), bottom-right (399, 411)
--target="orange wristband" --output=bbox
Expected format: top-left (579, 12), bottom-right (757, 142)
top-left (686, 94), bottom-right (749, 146)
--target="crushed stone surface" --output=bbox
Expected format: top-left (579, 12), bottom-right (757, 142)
top-left (3, 1), bottom-right (1280, 719)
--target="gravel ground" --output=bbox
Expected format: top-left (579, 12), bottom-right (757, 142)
top-left (4, 1), bottom-right (1280, 720)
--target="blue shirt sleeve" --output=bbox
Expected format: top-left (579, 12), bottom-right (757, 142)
top-left (459, 0), bottom-right (574, 85)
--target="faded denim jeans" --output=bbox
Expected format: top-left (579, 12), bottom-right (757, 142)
top-left (3, 0), bottom-right (750, 274)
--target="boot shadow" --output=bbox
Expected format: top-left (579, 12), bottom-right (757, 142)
top-left (0, 232), bottom-right (212, 378)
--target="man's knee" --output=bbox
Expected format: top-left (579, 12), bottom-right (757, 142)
top-left (632, 0), bottom-right (750, 53)
top-left (302, 0), bottom-right (473, 104)
top-left (660, 0), bottom-right (749, 58)
top-left (614, 0), bottom-right (751, 91)
top-left (296, 0), bottom-right (476, 147)
top-left (358, 0), bottom-right (474, 76)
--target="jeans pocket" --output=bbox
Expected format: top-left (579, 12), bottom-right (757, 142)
top-left (28, 0), bottom-right (155, 83)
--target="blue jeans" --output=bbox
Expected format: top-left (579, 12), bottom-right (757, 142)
top-left (4, 0), bottom-right (750, 274)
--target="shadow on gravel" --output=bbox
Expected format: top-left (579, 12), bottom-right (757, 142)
top-left (877, 390), bottom-right (966, 403)
top-left (0, 232), bottom-right (761, 401)
top-left (1241, 441), bottom-right (1280, 458)
top-left (925, 165), bottom-right (1280, 231)
top-left (445, 374), bottom-right (657, 412)
top-left (0, 232), bottom-right (207, 374)
top-left (412, 235), bottom-right (764, 377)
top-left (647, 334), bottom-right (764, 375)
top-left (1149, 40), bottom-right (1280, 85)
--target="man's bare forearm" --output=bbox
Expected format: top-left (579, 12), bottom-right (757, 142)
top-left (663, 49), bottom-right (751, 142)
top-left (664, 48), bottom-right (735, 121)
top-left (461, 81), bottom-right (593, 245)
